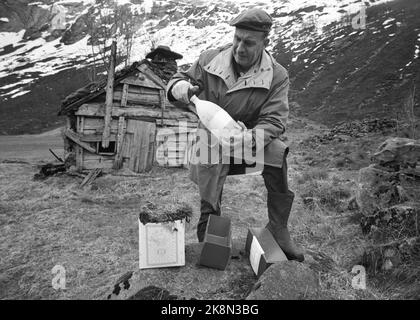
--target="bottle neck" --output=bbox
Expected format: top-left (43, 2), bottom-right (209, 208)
top-left (189, 95), bottom-right (198, 104)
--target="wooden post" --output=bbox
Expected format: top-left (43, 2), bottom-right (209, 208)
top-left (102, 40), bottom-right (117, 148)
top-left (159, 89), bottom-right (165, 127)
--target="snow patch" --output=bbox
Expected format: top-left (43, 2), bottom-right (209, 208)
top-left (334, 34), bottom-right (345, 40)
top-left (0, 0), bottom-right (399, 95)
top-left (0, 79), bottom-right (33, 90)
top-left (383, 18), bottom-right (395, 25)
top-left (0, 30), bottom-right (25, 49)
top-left (0, 17), bottom-right (9, 23)
top-left (11, 90), bottom-right (30, 99)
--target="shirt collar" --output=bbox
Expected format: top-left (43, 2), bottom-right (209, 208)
top-left (203, 45), bottom-right (274, 93)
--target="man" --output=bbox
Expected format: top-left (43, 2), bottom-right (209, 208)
top-left (166, 8), bottom-right (304, 262)
top-left (145, 45), bottom-right (183, 84)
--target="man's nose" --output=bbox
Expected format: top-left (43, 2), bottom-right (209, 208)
top-left (237, 41), bottom-right (245, 53)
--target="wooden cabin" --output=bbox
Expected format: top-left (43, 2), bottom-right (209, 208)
top-left (59, 59), bottom-right (198, 173)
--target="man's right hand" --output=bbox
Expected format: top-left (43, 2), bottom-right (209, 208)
top-left (171, 80), bottom-right (199, 104)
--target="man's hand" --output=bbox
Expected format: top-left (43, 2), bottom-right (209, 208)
top-left (219, 121), bottom-right (254, 154)
top-left (171, 80), bottom-right (199, 104)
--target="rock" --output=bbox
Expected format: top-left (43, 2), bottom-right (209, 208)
top-left (23, 27), bottom-right (42, 40)
top-left (60, 13), bottom-right (89, 45)
top-left (45, 29), bottom-right (65, 42)
top-left (128, 285), bottom-right (178, 300)
top-left (305, 249), bottom-right (336, 273)
top-left (371, 137), bottom-right (420, 168)
top-left (246, 261), bottom-right (320, 300)
top-left (355, 165), bottom-right (401, 216)
top-left (303, 119), bottom-right (398, 145)
top-left (334, 134), bottom-right (351, 142)
top-left (348, 196), bottom-right (359, 211)
top-left (115, 240), bottom-right (256, 300)
top-left (360, 204), bottom-right (419, 238)
top-left (0, 1), bottom-right (51, 33)
top-left (360, 237), bottom-right (419, 273)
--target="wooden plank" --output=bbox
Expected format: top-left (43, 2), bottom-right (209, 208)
top-left (77, 116), bottom-right (84, 133)
top-left (80, 134), bottom-right (117, 142)
top-left (120, 84), bottom-right (129, 107)
top-left (156, 151), bottom-right (186, 158)
top-left (156, 119), bottom-right (198, 127)
top-left (81, 129), bottom-right (100, 135)
top-left (113, 91), bottom-right (160, 106)
top-left (156, 128), bottom-right (197, 136)
top-left (115, 107), bottom-right (196, 120)
top-left (129, 121), bottom-right (140, 172)
top-left (76, 145), bottom-right (83, 170)
top-left (159, 89), bottom-right (165, 127)
top-left (113, 116), bottom-right (126, 169)
top-left (127, 120), bottom-right (156, 172)
top-left (80, 168), bottom-right (102, 188)
top-left (121, 132), bottom-right (133, 160)
top-left (155, 152), bottom-right (184, 167)
top-left (82, 152), bottom-right (115, 161)
top-left (64, 129), bottom-right (97, 154)
top-left (82, 159), bottom-right (114, 170)
top-left (147, 124), bottom-right (156, 170)
top-left (156, 134), bottom-right (192, 143)
top-left (76, 103), bottom-right (198, 121)
top-left (102, 40), bottom-right (117, 148)
top-left (82, 117), bottom-right (119, 133)
top-left (139, 122), bottom-right (155, 172)
top-left (183, 132), bottom-right (196, 167)
top-left (156, 145), bottom-right (186, 151)
top-left (127, 85), bottom-right (160, 95)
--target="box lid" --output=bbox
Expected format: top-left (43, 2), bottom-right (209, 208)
top-left (248, 227), bottom-right (287, 263)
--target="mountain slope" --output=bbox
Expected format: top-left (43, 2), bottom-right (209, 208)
top-left (284, 0), bottom-right (420, 125)
top-left (1, 0), bottom-right (418, 134)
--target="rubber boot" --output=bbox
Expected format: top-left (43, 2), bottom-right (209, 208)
top-left (197, 199), bottom-right (221, 242)
top-left (266, 191), bottom-right (305, 262)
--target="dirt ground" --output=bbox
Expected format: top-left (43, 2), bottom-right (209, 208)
top-left (0, 115), bottom-right (411, 300)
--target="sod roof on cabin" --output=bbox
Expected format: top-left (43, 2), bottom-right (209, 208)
top-left (58, 59), bottom-right (178, 116)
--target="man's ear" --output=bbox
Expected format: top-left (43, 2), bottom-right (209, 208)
top-left (264, 38), bottom-right (270, 47)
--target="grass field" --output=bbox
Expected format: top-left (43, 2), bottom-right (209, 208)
top-left (0, 115), bottom-right (418, 300)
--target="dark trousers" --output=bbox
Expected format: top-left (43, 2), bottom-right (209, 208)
top-left (197, 158), bottom-right (289, 241)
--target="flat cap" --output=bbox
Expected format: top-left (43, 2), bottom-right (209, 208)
top-left (230, 8), bottom-right (272, 32)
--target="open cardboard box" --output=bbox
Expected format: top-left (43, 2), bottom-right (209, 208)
top-left (199, 215), bottom-right (232, 270)
top-left (139, 218), bottom-right (185, 269)
top-left (245, 227), bottom-right (288, 277)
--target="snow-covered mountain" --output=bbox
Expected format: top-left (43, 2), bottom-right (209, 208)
top-left (0, 0), bottom-right (419, 134)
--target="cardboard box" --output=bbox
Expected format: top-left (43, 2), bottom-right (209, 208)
top-left (139, 218), bottom-right (185, 269)
top-left (245, 227), bottom-right (288, 277)
top-left (199, 215), bottom-right (232, 270)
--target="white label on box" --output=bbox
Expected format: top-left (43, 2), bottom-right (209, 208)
top-left (250, 236), bottom-right (265, 276)
top-left (146, 223), bottom-right (178, 265)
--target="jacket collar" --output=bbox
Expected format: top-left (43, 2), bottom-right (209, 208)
top-left (203, 45), bottom-right (273, 93)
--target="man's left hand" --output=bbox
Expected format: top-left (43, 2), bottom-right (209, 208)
top-left (219, 121), bottom-right (254, 154)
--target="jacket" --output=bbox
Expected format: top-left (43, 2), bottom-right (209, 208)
top-left (166, 44), bottom-right (290, 209)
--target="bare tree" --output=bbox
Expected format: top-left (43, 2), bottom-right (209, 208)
top-left (86, 0), bottom-right (146, 80)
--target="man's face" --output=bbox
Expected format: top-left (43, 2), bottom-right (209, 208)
top-left (232, 28), bottom-right (269, 71)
